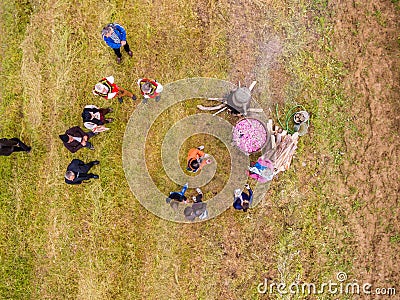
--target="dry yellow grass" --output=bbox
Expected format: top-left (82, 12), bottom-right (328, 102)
top-left (1, 0), bottom-right (399, 299)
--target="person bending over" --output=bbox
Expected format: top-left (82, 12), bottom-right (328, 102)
top-left (233, 184), bottom-right (253, 212)
top-left (59, 126), bottom-right (96, 153)
top-left (186, 146), bottom-right (211, 173)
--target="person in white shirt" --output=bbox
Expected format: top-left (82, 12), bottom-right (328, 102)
top-left (93, 76), bottom-right (136, 103)
top-left (81, 105), bottom-right (113, 133)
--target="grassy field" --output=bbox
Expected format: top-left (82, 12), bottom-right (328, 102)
top-left (1, 0), bottom-right (399, 299)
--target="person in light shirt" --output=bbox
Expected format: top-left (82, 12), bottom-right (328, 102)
top-left (137, 78), bottom-right (163, 103)
top-left (81, 105), bottom-right (113, 133)
top-left (93, 76), bottom-right (136, 103)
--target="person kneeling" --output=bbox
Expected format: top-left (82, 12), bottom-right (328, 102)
top-left (186, 146), bottom-right (211, 173)
top-left (233, 184), bottom-right (253, 212)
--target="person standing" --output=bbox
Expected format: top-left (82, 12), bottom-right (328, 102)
top-left (64, 159), bottom-right (100, 185)
top-left (102, 23), bottom-right (133, 64)
top-left (233, 184), bottom-right (253, 212)
top-left (93, 76), bottom-right (136, 103)
top-left (59, 126), bottom-right (96, 153)
top-left (137, 78), bottom-right (163, 103)
top-left (0, 138), bottom-right (31, 156)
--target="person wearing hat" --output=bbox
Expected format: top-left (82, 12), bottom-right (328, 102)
top-left (137, 78), bottom-right (163, 103)
top-left (93, 76), bottom-right (136, 103)
top-left (0, 137), bottom-right (31, 156)
top-left (186, 146), bottom-right (211, 173)
top-left (101, 23), bottom-right (133, 64)
top-left (82, 105), bottom-right (113, 133)
top-left (59, 126), bottom-right (96, 153)
top-left (233, 184), bottom-right (253, 212)
top-left (64, 159), bottom-right (100, 185)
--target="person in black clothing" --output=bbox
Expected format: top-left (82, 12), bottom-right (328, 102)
top-left (0, 138), bottom-right (31, 156)
top-left (166, 183), bottom-right (189, 204)
top-left (233, 184), bottom-right (253, 212)
top-left (165, 183), bottom-right (188, 211)
top-left (64, 159), bottom-right (100, 185)
top-left (82, 105), bottom-right (113, 133)
top-left (59, 126), bottom-right (96, 153)
top-left (183, 188), bottom-right (208, 221)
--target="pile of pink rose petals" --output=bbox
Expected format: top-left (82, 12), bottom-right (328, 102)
top-left (232, 118), bottom-right (267, 154)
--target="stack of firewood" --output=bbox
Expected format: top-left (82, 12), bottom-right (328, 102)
top-left (266, 119), bottom-right (299, 175)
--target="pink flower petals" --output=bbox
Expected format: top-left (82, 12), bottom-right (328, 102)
top-left (232, 118), bottom-right (267, 154)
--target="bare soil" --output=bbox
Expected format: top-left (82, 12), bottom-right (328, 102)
top-left (218, 0), bottom-right (400, 294)
top-left (331, 0), bottom-right (400, 289)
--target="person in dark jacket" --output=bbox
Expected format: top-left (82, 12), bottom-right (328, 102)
top-left (101, 23), bottom-right (133, 64)
top-left (166, 183), bottom-right (189, 204)
top-left (59, 126), bottom-right (96, 153)
top-left (0, 138), bottom-right (31, 156)
top-left (233, 184), bottom-right (253, 212)
top-left (64, 159), bottom-right (100, 185)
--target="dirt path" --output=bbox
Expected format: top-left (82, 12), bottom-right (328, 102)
top-left (332, 0), bottom-right (400, 288)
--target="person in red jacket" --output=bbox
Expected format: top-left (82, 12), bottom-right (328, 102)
top-left (93, 76), bottom-right (136, 103)
top-left (186, 146), bottom-right (211, 173)
top-left (137, 78), bottom-right (163, 103)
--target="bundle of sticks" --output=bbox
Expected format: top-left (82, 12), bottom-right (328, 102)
top-left (266, 119), bottom-right (299, 175)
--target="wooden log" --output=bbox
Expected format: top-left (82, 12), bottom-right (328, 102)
top-left (248, 108), bottom-right (264, 113)
top-left (213, 106), bottom-right (228, 116)
top-left (207, 98), bottom-right (225, 101)
top-left (267, 119), bottom-right (273, 133)
top-left (197, 104), bottom-right (225, 111)
top-left (249, 81), bottom-right (257, 91)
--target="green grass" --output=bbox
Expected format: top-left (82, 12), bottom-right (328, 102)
top-left (390, 234), bottom-right (400, 244)
top-left (1, 0), bottom-right (398, 299)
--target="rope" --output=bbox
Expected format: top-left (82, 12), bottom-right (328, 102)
top-left (275, 104), bottom-right (309, 134)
